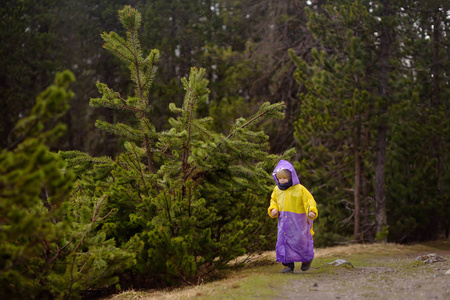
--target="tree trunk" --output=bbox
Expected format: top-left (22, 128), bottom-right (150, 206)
top-left (431, 5), bottom-right (446, 238)
top-left (375, 126), bottom-right (387, 239)
top-left (375, 0), bottom-right (391, 241)
top-left (354, 119), bottom-right (361, 241)
top-left (361, 144), bottom-right (374, 242)
top-left (431, 11), bottom-right (441, 107)
top-left (144, 134), bottom-right (156, 173)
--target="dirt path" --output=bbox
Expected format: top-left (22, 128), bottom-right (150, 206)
top-left (281, 254), bottom-right (450, 300)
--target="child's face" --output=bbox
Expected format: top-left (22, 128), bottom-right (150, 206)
top-left (276, 169), bottom-right (291, 184)
top-left (277, 176), bottom-right (290, 184)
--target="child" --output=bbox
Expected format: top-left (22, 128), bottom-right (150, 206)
top-left (268, 160), bottom-right (318, 273)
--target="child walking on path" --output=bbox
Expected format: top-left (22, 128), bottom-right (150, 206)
top-left (268, 160), bottom-right (318, 273)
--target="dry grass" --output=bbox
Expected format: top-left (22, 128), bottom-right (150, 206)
top-left (109, 276), bottom-right (246, 300)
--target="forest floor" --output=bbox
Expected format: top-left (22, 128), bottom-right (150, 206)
top-left (105, 240), bottom-right (450, 300)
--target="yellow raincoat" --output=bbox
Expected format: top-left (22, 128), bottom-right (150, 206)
top-left (268, 160), bottom-right (318, 264)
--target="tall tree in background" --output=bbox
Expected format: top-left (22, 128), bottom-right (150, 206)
top-left (0, 0), bottom-right (63, 149)
top-left (385, 0), bottom-right (450, 242)
top-left (55, 0), bottom-right (138, 155)
top-left (291, 0), bottom-right (449, 243)
top-left (137, 0), bottom-right (257, 134)
top-left (290, 0), bottom-right (379, 243)
top-left (373, 0), bottom-right (391, 242)
top-left (423, 0), bottom-right (450, 237)
top-left (222, 0), bottom-right (317, 153)
top-left (0, 0), bottom-right (133, 155)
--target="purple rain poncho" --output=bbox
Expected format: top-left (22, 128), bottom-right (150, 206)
top-left (268, 160), bottom-right (318, 264)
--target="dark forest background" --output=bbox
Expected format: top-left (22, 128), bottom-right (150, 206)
top-left (1, 0), bottom-right (449, 298)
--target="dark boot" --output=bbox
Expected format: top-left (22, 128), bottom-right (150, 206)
top-left (301, 259), bottom-right (313, 271)
top-left (281, 262), bottom-right (295, 273)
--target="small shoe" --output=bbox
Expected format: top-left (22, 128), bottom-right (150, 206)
top-left (281, 266), bottom-right (294, 273)
top-left (301, 260), bottom-right (313, 271)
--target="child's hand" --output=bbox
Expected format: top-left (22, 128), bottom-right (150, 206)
top-left (308, 212), bottom-right (316, 219)
top-left (271, 209), bottom-right (278, 217)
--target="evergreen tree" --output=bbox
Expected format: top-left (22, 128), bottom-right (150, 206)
top-left (0, 0), bottom-right (64, 149)
top-left (54, 0), bottom-right (136, 155)
top-left (198, 0), bottom-right (320, 153)
top-left (137, 0), bottom-right (251, 134)
top-left (291, 0), bottom-right (449, 244)
top-left (290, 0), bottom-right (380, 244)
top-left (0, 71), bottom-right (138, 299)
top-left (0, 70), bottom-right (76, 298)
top-left (385, 0), bottom-right (450, 242)
top-left (62, 5), bottom-right (288, 286)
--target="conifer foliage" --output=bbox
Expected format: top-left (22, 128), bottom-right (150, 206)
top-left (62, 5), bottom-right (287, 286)
top-left (289, 1), bottom-right (378, 245)
top-left (0, 71), bottom-right (75, 298)
top-left (1, 71), bottom-right (138, 299)
top-left (290, 0), bottom-right (449, 244)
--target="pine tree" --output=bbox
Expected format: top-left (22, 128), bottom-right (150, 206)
top-left (0, 71), bottom-right (76, 298)
top-left (291, 0), bottom-right (450, 244)
top-left (290, 0), bottom-right (379, 243)
top-left (62, 5), bottom-right (288, 286)
top-left (1, 71), bottom-right (141, 299)
top-left (385, 0), bottom-right (450, 242)
top-left (0, 0), bottom-right (64, 149)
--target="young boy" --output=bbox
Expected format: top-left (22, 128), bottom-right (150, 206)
top-left (268, 160), bottom-right (318, 273)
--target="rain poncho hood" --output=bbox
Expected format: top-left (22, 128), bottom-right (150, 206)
top-left (268, 160), bottom-right (318, 264)
top-left (272, 160), bottom-right (301, 186)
